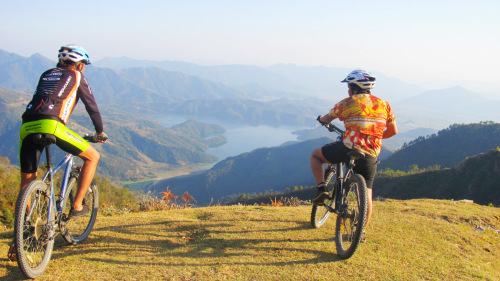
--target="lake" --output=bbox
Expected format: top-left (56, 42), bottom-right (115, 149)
top-left (148, 114), bottom-right (307, 162)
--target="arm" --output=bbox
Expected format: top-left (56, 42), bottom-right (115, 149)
top-left (383, 120), bottom-right (398, 139)
top-left (318, 113), bottom-right (335, 124)
top-left (78, 76), bottom-right (104, 134)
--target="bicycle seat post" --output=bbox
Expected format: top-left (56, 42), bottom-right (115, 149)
top-left (33, 133), bottom-right (56, 183)
top-left (45, 142), bottom-right (54, 184)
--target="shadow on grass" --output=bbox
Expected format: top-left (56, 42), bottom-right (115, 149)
top-left (3, 212), bottom-right (344, 279)
top-left (48, 217), bottom-right (342, 267)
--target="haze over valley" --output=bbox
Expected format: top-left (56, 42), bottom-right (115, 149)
top-left (1, 49), bottom-right (499, 205)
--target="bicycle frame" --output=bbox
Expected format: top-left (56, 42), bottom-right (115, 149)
top-left (43, 154), bottom-right (75, 222)
top-left (324, 158), bottom-right (355, 214)
top-left (316, 119), bottom-right (358, 215)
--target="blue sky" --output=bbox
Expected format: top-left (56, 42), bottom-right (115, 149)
top-left (1, 0), bottom-right (499, 94)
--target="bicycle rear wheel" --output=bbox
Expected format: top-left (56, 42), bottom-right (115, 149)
top-left (14, 180), bottom-right (55, 278)
top-left (61, 177), bottom-right (99, 245)
top-left (335, 174), bottom-right (367, 259)
top-left (311, 164), bottom-right (336, 228)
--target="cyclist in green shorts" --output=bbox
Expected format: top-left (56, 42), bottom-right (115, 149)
top-left (9, 45), bottom-right (107, 260)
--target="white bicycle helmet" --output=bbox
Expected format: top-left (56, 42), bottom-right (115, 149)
top-left (341, 69), bottom-right (376, 89)
top-left (58, 44), bottom-right (91, 65)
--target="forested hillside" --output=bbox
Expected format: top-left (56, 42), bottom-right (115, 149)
top-left (374, 148), bottom-right (500, 206)
top-left (232, 148), bottom-right (500, 207)
top-left (380, 122), bottom-right (500, 171)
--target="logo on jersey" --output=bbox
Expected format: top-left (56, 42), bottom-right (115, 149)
top-left (58, 76), bottom-right (73, 97)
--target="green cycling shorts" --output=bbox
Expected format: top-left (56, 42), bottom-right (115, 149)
top-left (19, 119), bottom-right (90, 173)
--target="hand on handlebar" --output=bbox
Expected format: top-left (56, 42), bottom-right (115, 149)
top-left (317, 115), bottom-right (327, 125)
top-left (316, 115), bottom-right (344, 134)
top-left (93, 132), bottom-right (108, 143)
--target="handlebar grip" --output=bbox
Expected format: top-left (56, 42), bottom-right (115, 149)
top-left (316, 116), bottom-right (344, 134)
top-left (82, 134), bottom-right (108, 143)
top-left (317, 115), bottom-right (328, 125)
top-left (83, 134), bottom-right (94, 142)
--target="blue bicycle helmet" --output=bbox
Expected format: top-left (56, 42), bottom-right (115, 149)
top-left (58, 44), bottom-right (91, 65)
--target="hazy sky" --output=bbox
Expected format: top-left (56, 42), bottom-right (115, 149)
top-left (1, 0), bottom-right (499, 94)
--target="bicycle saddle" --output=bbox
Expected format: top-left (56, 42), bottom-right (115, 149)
top-left (347, 150), bottom-right (365, 160)
top-left (32, 133), bottom-right (57, 146)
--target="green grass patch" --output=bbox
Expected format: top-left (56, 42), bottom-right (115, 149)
top-left (1, 199), bottom-right (499, 280)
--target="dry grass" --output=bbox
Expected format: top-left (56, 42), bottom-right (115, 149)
top-left (1, 199), bottom-right (499, 280)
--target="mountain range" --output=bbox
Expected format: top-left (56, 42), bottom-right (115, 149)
top-left (94, 56), bottom-right (427, 102)
top-left (2, 48), bottom-right (500, 194)
top-left (2, 49), bottom-right (500, 131)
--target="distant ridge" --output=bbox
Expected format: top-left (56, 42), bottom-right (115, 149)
top-left (95, 55), bottom-right (426, 102)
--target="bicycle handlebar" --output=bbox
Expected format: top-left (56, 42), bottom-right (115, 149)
top-left (317, 116), bottom-right (344, 135)
top-left (83, 133), bottom-right (108, 143)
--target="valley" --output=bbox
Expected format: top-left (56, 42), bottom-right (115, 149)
top-left (1, 49), bottom-right (500, 207)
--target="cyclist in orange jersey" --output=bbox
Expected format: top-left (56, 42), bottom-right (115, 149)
top-left (310, 69), bottom-right (398, 242)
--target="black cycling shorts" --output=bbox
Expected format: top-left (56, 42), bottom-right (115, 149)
top-left (19, 119), bottom-right (89, 173)
top-left (321, 141), bottom-right (378, 189)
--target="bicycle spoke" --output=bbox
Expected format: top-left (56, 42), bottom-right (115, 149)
top-left (311, 165), bottom-right (336, 228)
top-left (62, 178), bottom-right (98, 244)
top-left (15, 180), bottom-right (55, 278)
top-left (335, 174), bottom-right (367, 259)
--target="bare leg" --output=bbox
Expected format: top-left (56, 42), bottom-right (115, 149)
top-left (73, 145), bottom-right (100, 211)
top-left (20, 172), bottom-right (37, 193)
top-left (365, 188), bottom-right (373, 228)
top-left (20, 172), bottom-right (37, 210)
top-left (310, 147), bottom-right (330, 184)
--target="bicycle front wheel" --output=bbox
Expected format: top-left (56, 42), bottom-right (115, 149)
top-left (311, 164), bottom-right (336, 228)
top-left (335, 174), bottom-right (368, 259)
top-left (14, 180), bottom-right (55, 278)
top-left (61, 177), bottom-right (99, 245)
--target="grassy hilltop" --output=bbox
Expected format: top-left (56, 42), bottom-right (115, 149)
top-left (1, 199), bottom-right (499, 280)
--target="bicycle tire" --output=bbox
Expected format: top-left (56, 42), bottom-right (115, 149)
top-left (14, 180), bottom-right (55, 278)
top-left (335, 174), bottom-right (367, 259)
top-left (61, 177), bottom-right (99, 245)
top-left (310, 164), bottom-right (336, 228)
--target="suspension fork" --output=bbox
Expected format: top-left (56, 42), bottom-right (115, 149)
top-left (334, 162), bottom-right (344, 213)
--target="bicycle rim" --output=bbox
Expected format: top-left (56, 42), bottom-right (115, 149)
top-left (311, 165), bottom-right (336, 228)
top-left (61, 178), bottom-right (99, 245)
top-left (335, 174), bottom-right (367, 259)
top-left (14, 180), bottom-right (55, 278)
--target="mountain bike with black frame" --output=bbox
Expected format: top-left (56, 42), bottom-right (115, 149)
top-left (310, 120), bottom-right (368, 259)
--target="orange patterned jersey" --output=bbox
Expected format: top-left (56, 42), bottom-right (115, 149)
top-left (329, 94), bottom-right (395, 157)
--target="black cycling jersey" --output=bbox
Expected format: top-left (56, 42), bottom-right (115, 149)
top-left (22, 67), bottom-right (103, 134)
